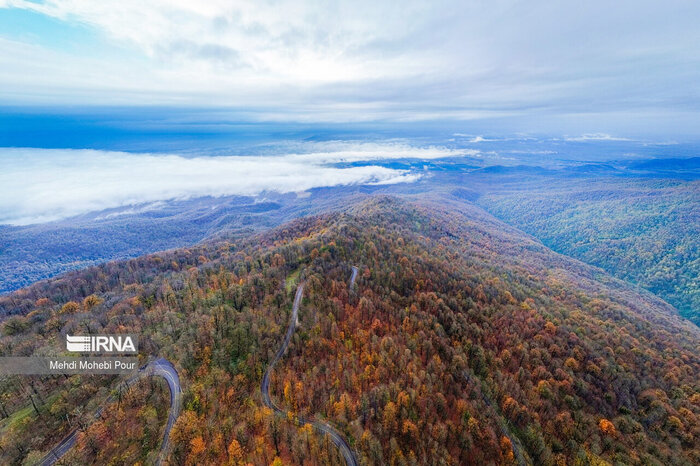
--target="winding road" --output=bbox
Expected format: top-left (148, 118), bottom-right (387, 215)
top-left (349, 266), bottom-right (358, 290)
top-left (40, 266), bottom-right (356, 465)
top-left (463, 370), bottom-right (529, 466)
top-left (261, 274), bottom-right (359, 466)
top-left (38, 357), bottom-right (181, 466)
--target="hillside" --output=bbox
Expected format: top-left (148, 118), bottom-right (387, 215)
top-left (477, 177), bottom-right (699, 325)
top-left (0, 192), bottom-right (310, 294)
top-left (0, 184), bottom-right (395, 294)
top-left (1, 195), bottom-right (699, 465)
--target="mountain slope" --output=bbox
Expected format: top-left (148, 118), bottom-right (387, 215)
top-left (1, 195), bottom-right (699, 465)
top-left (477, 177), bottom-right (699, 325)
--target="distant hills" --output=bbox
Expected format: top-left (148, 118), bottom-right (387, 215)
top-left (478, 176), bottom-right (700, 325)
top-left (2, 155), bottom-right (698, 331)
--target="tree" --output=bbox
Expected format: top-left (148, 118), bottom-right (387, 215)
top-left (60, 301), bottom-right (80, 314)
top-left (227, 439), bottom-right (244, 465)
top-left (598, 418), bottom-right (616, 436)
top-left (190, 436), bottom-right (206, 457)
top-left (82, 294), bottom-right (103, 311)
top-left (500, 436), bottom-right (514, 464)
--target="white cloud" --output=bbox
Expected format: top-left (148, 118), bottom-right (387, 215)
top-left (281, 141), bottom-right (477, 162)
top-left (563, 133), bottom-right (632, 142)
top-left (0, 142), bottom-right (467, 225)
top-left (1, 0), bottom-right (699, 128)
top-left (0, 0), bottom-right (433, 95)
top-left (452, 134), bottom-right (489, 143)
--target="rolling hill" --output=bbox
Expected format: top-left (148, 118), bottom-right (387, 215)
top-left (1, 195), bottom-right (699, 465)
top-left (477, 177), bottom-right (700, 325)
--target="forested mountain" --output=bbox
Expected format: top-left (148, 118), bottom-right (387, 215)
top-left (0, 192), bottom-right (321, 294)
top-left (477, 177), bottom-right (699, 325)
top-left (1, 195), bottom-right (699, 465)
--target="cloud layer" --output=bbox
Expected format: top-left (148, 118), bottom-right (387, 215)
top-left (1, 1), bottom-right (699, 130)
top-left (0, 143), bottom-right (469, 225)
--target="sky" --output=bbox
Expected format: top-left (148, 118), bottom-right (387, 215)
top-left (1, 1), bottom-right (699, 225)
top-left (0, 1), bottom-right (699, 131)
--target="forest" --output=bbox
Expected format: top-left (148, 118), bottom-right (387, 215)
top-left (477, 177), bottom-right (699, 325)
top-left (0, 195), bottom-right (699, 465)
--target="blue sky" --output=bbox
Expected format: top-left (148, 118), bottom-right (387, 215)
top-left (0, 1), bottom-right (699, 134)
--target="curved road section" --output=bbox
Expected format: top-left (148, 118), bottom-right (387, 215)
top-left (38, 357), bottom-right (181, 466)
top-left (349, 266), bottom-right (358, 290)
top-left (463, 370), bottom-right (529, 466)
top-left (262, 278), bottom-right (359, 466)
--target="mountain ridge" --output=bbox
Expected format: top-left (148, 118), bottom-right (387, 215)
top-left (1, 195), bottom-right (699, 464)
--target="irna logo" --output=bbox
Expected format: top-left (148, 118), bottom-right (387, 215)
top-left (66, 335), bottom-right (137, 354)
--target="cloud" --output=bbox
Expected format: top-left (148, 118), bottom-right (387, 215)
top-left (0, 0), bottom-right (699, 130)
top-left (0, 1), bottom-right (430, 89)
top-left (452, 134), bottom-right (488, 143)
top-left (0, 142), bottom-right (467, 225)
top-left (280, 141), bottom-right (477, 162)
top-left (563, 133), bottom-right (632, 142)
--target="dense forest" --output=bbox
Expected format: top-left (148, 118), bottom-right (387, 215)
top-left (1, 195), bottom-right (699, 465)
top-left (62, 378), bottom-right (170, 465)
top-left (477, 177), bottom-right (699, 325)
